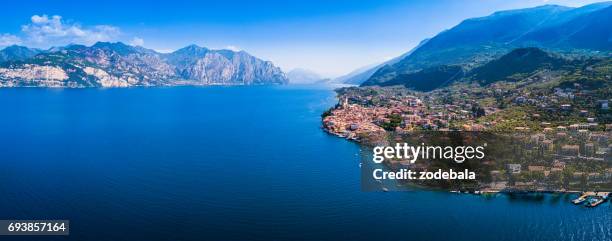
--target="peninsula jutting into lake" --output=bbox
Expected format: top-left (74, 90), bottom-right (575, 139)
top-left (321, 3), bottom-right (611, 199)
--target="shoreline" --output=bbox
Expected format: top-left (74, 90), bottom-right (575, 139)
top-left (320, 88), bottom-right (611, 202)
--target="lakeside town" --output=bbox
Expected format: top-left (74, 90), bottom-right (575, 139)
top-left (322, 85), bottom-right (611, 206)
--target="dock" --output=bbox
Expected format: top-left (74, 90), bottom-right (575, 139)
top-left (572, 192), bottom-right (609, 207)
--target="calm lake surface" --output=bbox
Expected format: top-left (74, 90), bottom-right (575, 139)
top-left (0, 86), bottom-right (610, 241)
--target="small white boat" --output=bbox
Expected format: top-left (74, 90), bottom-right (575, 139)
top-left (572, 194), bottom-right (588, 204)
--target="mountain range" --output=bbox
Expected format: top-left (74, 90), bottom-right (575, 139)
top-left (2, 2), bottom-right (610, 89)
top-left (0, 42), bottom-right (288, 87)
top-left (286, 68), bottom-right (329, 84)
top-left (343, 2), bottom-right (612, 86)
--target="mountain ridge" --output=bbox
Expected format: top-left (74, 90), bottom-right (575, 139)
top-left (365, 47), bottom-right (606, 92)
top-left (0, 42), bottom-right (288, 87)
top-left (0, 45), bottom-right (42, 63)
top-left (363, 2), bottom-right (612, 86)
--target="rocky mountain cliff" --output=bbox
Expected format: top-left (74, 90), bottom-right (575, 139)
top-left (0, 42), bottom-right (288, 87)
top-left (164, 45), bottom-right (287, 85)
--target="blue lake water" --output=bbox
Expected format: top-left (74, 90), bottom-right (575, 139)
top-left (0, 86), bottom-right (610, 241)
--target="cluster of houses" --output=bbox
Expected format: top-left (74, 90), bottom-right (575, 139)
top-left (322, 98), bottom-right (386, 140)
top-left (513, 86), bottom-right (610, 113)
top-left (323, 90), bottom-right (495, 140)
top-left (490, 127), bottom-right (611, 191)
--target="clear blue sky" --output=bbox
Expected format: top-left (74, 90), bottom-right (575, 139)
top-left (0, 0), bottom-right (604, 77)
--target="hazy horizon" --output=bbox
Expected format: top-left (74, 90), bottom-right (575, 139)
top-left (0, 0), bottom-right (606, 78)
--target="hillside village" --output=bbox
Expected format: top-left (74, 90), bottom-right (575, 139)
top-left (322, 59), bottom-right (612, 192)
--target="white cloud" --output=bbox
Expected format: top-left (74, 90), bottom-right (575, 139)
top-left (224, 45), bottom-right (240, 51)
top-left (129, 37), bottom-right (144, 46)
top-left (20, 14), bottom-right (120, 47)
top-left (31, 15), bottom-right (49, 24)
top-left (0, 34), bottom-right (22, 47)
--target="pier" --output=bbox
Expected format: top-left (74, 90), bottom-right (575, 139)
top-left (572, 192), bottom-right (609, 207)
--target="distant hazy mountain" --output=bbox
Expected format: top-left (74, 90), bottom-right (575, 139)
top-left (286, 68), bottom-right (325, 84)
top-left (364, 2), bottom-right (612, 86)
top-left (332, 63), bottom-right (380, 85)
top-left (0, 42), bottom-right (288, 87)
top-left (334, 38), bottom-right (430, 85)
top-left (0, 45), bottom-right (41, 62)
